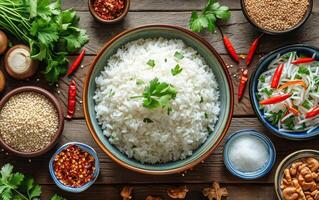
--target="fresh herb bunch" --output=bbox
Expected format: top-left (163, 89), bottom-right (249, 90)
top-left (132, 78), bottom-right (177, 110)
top-left (0, 163), bottom-right (65, 200)
top-left (189, 0), bottom-right (231, 33)
top-left (0, 0), bottom-right (89, 83)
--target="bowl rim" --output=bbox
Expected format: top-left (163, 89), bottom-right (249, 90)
top-left (249, 44), bottom-right (319, 140)
top-left (88, 0), bottom-right (130, 24)
top-left (223, 129), bottom-right (276, 180)
top-left (48, 142), bottom-right (100, 193)
top-left (0, 86), bottom-right (64, 157)
top-left (82, 24), bottom-right (234, 175)
top-left (240, 0), bottom-right (313, 35)
top-left (274, 149), bottom-right (319, 199)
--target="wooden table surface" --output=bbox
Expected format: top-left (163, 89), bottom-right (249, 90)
top-left (1, 0), bottom-right (319, 199)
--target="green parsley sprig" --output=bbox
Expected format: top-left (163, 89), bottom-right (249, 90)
top-left (171, 64), bottom-right (183, 76)
top-left (132, 78), bottom-right (177, 110)
top-left (0, 0), bottom-right (89, 83)
top-left (189, 0), bottom-right (231, 33)
top-left (0, 163), bottom-right (66, 200)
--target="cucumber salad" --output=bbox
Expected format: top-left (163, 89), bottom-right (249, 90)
top-left (257, 51), bottom-right (319, 132)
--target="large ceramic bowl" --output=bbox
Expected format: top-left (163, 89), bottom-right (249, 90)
top-left (83, 25), bottom-right (234, 175)
top-left (250, 44), bottom-right (319, 140)
top-left (274, 149), bottom-right (319, 200)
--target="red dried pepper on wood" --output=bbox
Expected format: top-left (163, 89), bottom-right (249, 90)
top-left (246, 34), bottom-right (263, 66)
top-left (238, 69), bottom-right (249, 102)
top-left (291, 57), bottom-right (315, 65)
top-left (223, 36), bottom-right (239, 63)
top-left (67, 49), bottom-right (85, 76)
top-left (260, 93), bottom-right (292, 105)
top-left (66, 79), bottom-right (76, 119)
top-left (271, 63), bottom-right (285, 89)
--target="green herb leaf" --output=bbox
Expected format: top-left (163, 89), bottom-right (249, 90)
top-left (302, 100), bottom-right (312, 109)
top-left (261, 88), bottom-right (273, 97)
top-left (174, 51), bottom-right (184, 60)
top-left (51, 194), bottom-right (67, 200)
top-left (204, 112), bottom-right (208, 118)
top-left (189, 0), bottom-right (231, 33)
top-left (298, 66), bottom-right (310, 75)
top-left (171, 64), bottom-right (183, 76)
top-left (259, 75), bottom-right (266, 83)
top-left (147, 59), bottom-right (155, 68)
top-left (200, 96), bottom-right (204, 103)
top-left (136, 79), bottom-right (145, 85)
top-left (133, 78), bottom-right (177, 110)
top-left (283, 116), bottom-right (295, 130)
top-left (143, 118), bottom-right (154, 123)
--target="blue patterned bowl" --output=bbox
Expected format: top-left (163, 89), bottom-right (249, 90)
top-left (250, 44), bottom-right (319, 140)
top-left (49, 142), bottom-right (100, 193)
top-left (83, 25), bottom-right (234, 175)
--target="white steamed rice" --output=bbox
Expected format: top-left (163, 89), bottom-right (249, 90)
top-left (94, 37), bottom-right (220, 164)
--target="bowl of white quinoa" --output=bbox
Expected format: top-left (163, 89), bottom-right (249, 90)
top-left (0, 86), bottom-right (64, 157)
top-left (241, 0), bottom-right (313, 34)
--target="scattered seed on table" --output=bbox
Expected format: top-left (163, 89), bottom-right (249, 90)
top-left (0, 92), bottom-right (59, 152)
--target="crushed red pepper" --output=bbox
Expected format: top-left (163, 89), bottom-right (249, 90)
top-left (53, 145), bottom-right (95, 187)
top-left (93, 0), bottom-right (125, 20)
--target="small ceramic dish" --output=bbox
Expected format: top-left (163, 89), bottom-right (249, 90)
top-left (240, 0), bottom-right (313, 35)
top-left (83, 25), bottom-right (234, 175)
top-left (88, 0), bottom-right (130, 24)
top-left (274, 149), bottom-right (319, 200)
top-left (223, 129), bottom-right (276, 180)
top-left (0, 86), bottom-right (64, 157)
top-left (49, 142), bottom-right (100, 193)
top-left (249, 44), bottom-right (319, 140)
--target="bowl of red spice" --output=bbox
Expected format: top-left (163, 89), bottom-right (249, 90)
top-left (88, 0), bottom-right (130, 23)
top-left (241, 0), bottom-right (313, 35)
top-left (49, 142), bottom-right (100, 193)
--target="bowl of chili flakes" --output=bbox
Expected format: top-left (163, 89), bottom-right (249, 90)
top-left (88, 0), bottom-right (130, 24)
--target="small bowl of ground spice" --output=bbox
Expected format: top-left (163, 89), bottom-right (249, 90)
top-left (241, 0), bottom-right (313, 35)
top-left (88, 0), bottom-right (130, 23)
top-left (49, 142), bottom-right (100, 193)
top-left (0, 86), bottom-right (64, 157)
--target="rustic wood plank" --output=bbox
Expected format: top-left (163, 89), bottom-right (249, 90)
top-left (2, 118), bottom-right (317, 185)
top-left (40, 183), bottom-right (276, 200)
top-left (78, 10), bottom-right (319, 55)
top-left (63, 0), bottom-right (241, 11)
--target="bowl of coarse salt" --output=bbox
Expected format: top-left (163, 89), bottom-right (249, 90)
top-left (223, 129), bottom-right (276, 180)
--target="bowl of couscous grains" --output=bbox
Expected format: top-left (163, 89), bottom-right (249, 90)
top-left (241, 0), bottom-right (313, 35)
top-left (0, 86), bottom-right (64, 157)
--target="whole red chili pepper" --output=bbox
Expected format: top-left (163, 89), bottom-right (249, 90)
top-left (271, 63), bottom-right (285, 88)
top-left (305, 106), bottom-right (319, 119)
top-left (291, 57), bottom-right (315, 65)
top-left (66, 79), bottom-right (77, 119)
top-left (67, 49), bottom-right (85, 76)
top-left (246, 34), bottom-right (263, 66)
top-left (238, 69), bottom-right (249, 101)
top-left (260, 93), bottom-right (292, 105)
top-left (223, 36), bottom-right (239, 63)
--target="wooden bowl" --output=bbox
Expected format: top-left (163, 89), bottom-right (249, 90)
top-left (88, 0), bottom-right (130, 24)
top-left (240, 0), bottom-right (313, 35)
top-left (0, 86), bottom-right (64, 157)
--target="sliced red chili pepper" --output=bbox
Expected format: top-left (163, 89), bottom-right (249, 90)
top-left (238, 69), bottom-right (249, 102)
top-left (271, 63), bottom-right (285, 88)
top-left (67, 49), bottom-right (85, 76)
top-left (305, 106), bottom-right (319, 119)
top-left (223, 36), bottom-right (239, 63)
top-left (66, 79), bottom-right (77, 119)
top-left (246, 34), bottom-right (263, 66)
top-left (260, 93), bottom-right (292, 105)
top-left (291, 57), bottom-right (315, 65)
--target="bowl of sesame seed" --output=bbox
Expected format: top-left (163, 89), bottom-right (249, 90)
top-left (0, 86), bottom-right (64, 157)
top-left (241, 0), bottom-right (313, 35)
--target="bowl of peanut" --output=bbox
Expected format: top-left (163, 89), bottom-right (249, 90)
top-left (275, 149), bottom-right (319, 200)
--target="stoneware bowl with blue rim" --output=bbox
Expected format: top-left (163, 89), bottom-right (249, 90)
top-left (83, 25), bottom-right (234, 175)
top-left (223, 129), bottom-right (276, 180)
top-left (49, 142), bottom-right (100, 193)
top-left (274, 149), bottom-right (319, 200)
top-left (250, 44), bottom-right (319, 140)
